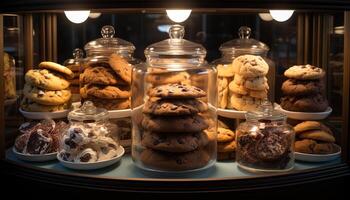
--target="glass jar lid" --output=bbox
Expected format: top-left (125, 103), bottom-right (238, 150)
top-left (219, 26), bottom-right (269, 55)
top-left (68, 101), bottom-right (109, 122)
top-left (63, 48), bottom-right (84, 66)
top-left (144, 24), bottom-right (207, 58)
top-left (84, 25), bottom-right (135, 55)
top-left (245, 101), bottom-right (286, 122)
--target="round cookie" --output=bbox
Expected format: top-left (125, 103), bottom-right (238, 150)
top-left (233, 74), bottom-right (268, 91)
top-left (80, 84), bottom-right (130, 99)
top-left (281, 79), bottom-right (324, 96)
top-left (232, 55), bottom-right (269, 78)
top-left (148, 83), bottom-right (206, 99)
top-left (108, 54), bottom-right (132, 84)
top-left (229, 81), bottom-right (268, 99)
top-left (80, 66), bottom-right (127, 85)
top-left (280, 94), bottom-right (328, 112)
top-left (146, 71), bottom-right (190, 86)
top-left (25, 69), bottom-right (70, 90)
top-left (142, 98), bottom-right (208, 116)
top-left (218, 77), bottom-right (229, 109)
top-left (295, 139), bottom-right (337, 154)
top-left (227, 93), bottom-right (265, 111)
top-left (284, 64), bottom-right (325, 80)
top-left (84, 98), bottom-right (130, 110)
top-left (23, 84), bottom-right (71, 106)
top-left (141, 131), bottom-right (209, 153)
top-left (217, 64), bottom-right (235, 77)
top-left (298, 130), bottom-right (335, 143)
top-left (141, 114), bottom-right (209, 133)
top-left (21, 97), bottom-right (71, 112)
top-left (140, 148), bottom-right (210, 171)
top-left (294, 121), bottom-right (332, 134)
top-left (217, 127), bottom-right (235, 142)
top-left (217, 140), bottom-right (236, 153)
top-left (39, 61), bottom-right (74, 79)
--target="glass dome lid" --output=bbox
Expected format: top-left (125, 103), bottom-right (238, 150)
top-left (219, 26), bottom-right (269, 55)
top-left (68, 101), bottom-right (109, 122)
top-left (63, 48), bottom-right (84, 66)
top-left (84, 25), bottom-right (136, 54)
top-left (144, 24), bottom-right (207, 57)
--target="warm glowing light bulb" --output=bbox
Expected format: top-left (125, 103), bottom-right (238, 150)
top-left (64, 10), bottom-right (90, 24)
top-left (269, 10), bottom-right (294, 22)
top-left (258, 13), bottom-right (273, 21)
top-left (89, 12), bottom-right (102, 19)
top-left (166, 9), bottom-right (192, 23)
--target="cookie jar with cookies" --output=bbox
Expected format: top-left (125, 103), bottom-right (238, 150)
top-left (213, 26), bottom-right (275, 112)
top-left (63, 48), bottom-right (84, 102)
top-left (131, 24), bottom-right (217, 172)
top-left (83, 25), bottom-right (140, 153)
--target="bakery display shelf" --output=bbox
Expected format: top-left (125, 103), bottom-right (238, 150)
top-left (274, 104), bottom-right (332, 120)
top-left (5, 147), bottom-right (348, 193)
top-left (217, 108), bottom-right (246, 119)
top-left (19, 108), bottom-right (71, 120)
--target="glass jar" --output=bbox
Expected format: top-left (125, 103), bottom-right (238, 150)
top-left (63, 48), bottom-right (84, 102)
top-left (59, 101), bottom-right (119, 163)
top-left (236, 102), bottom-right (295, 172)
top-left (213, 26), bottom-right (275, 109)
top-left (82, 25), bottom-right (140, 111)
top-left (131, 24), bottom-right (217, 172)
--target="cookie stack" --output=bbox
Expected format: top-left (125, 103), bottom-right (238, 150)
top-left (294, 121), bottom-right (338, 154)
top-left (281, 64), bottom-right (328, 112)
top-left (217, 120), bottom-right (236, 161)
top-left (65, 62), bottom-right (81, 96)
top-left (21, 62), bottom-right (73, 112)
top-left (80, 54), bottom-right (131, 110)
top-left (217, 64), bottom-right (234, 109)
top-left (139, 83), bottom-right (214, 171)
top-left (227, 55), bottom-right (269, 111)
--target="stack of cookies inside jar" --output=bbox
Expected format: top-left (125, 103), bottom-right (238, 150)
top-left (80, 25), bottom-right (139, 152)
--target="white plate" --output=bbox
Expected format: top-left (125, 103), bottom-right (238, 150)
top-left (72, 102), bottom-right (131, 119)
top-left (295, 145), bottom-right (341, 162)
top-left (217, 108), bottom-right (246, 119)
top-left (274, 104), bottom-right (332, 120)
top-left (12, 147), bottom-right (57, 162)
top-left (19, 108), bottom-right (70, 120)
top-left (57, 146), bottom-right (125, 170)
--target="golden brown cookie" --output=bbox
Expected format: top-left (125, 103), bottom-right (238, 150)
top-left (84, 98), bottom-right (130, 110)
top-left (80, 66), bottom-right (127, 85)
top-left (217, 127), bottom-right (235, 142)
top-left (218, 140), bottom-right (236, 153)
top-left (284, 64), bottom-right (325, 80)
top-left (23, 84), bottom-right (71, 106)
top-left (148, 83), bottom-right (206, 99)
top-left (233, 74), bottom-right (268, 91)
top-left (299, 130), bottom-right (335, 143)
top-left (227, 93), bottom-right (264, 111)
top-left (217, 64), bottom-right (235, 77)
top-left (294, 121), bottom-right (332, 135)
top-left (21, 97), bottom-right (71, 112)
top-left (25, 69), bottom-right (70, 90)
top-left (232, 55), bottom-right (269, 78)
top-left (229, 80), bottom-right (268, 99)
top-left (108, 54), bottom-right (132, 84)
top-left (146, 71), bottom-right (190, 86)
top-left (218, 77), bottom-right (229, 109)
top-left (39, 61), bottom-right (74, 79)
top-left (80, 84), bottom-right (130, 99)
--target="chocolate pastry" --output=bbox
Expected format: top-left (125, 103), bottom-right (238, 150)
top-left (26, 129), bottom-right (53, 154)
top-left (14, 134), bottom-right (30, 153)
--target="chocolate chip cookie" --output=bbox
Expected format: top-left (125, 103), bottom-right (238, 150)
top-left (80, 66), bottom-right (127, 85)
top-left (284, 64), bottom-right (325, 80)
top-left (142, 98), bottom-right (208, 116)
top-left (109, 54), bottom-right (132, 84)
top-left (21, 97), bottom-right (71, 112)
top-left (39, 61), bottom-right (74, 79)
top-left (148, 84), bottom-right (206, 99)
top-left (84, 98), bottom-right (130, 110)
top-left (281, 79), bottom-right (324, 96)
top-left (80, 84), bottom-right (130, 99)
top-left (25, 69), bottom-right (70, 90)
top-left (142, 114), bottom-right (209, 133)
top-left (23, 84), bottom-right (71, 106)
top-left (141, 131), bottom-right (209, 153)
top-left (232, 55), bottom-right (269, 78)
top-left (280, 94), bottom-right (328, 112)
top-left (217, 127), bottom-right (235, 142)
top-left (146, 71), bottom-right (190, 86)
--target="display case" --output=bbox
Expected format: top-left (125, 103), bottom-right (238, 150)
top-left (1, 0), bottom-right (350, 195)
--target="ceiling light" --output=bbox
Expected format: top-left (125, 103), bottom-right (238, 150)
top-left (166, 9), bottom-right (192, 23)
top-left (64, 10), bottom-right (90, 24)
top-left (89, 12), bottom-right (102, 19)
top-left (258, 13), bottom-right (273, 21)
top-left (269, 10), bottom-right (294, 22)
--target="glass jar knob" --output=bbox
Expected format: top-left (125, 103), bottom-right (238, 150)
top-left (238, 26), bottom-right (251, 39)
top-left (73, 48), bottom-right (84, 59)
top-left (101, 25), bottom-right (115, 38)
top-left (169, 24), bottom-right (185, 39)
top-left (81, 101), bottom-right (97, 115)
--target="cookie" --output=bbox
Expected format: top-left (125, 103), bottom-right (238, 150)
top-left (80, 84), bottom-right (130, 99)
top-left (217, 64), bottom-right (235, 77)
top-left (148, 83), bottom-right (206, 99)
top-left (84, 98), bottom-right (130, 110)
top-left (21, 97), bottom-right (71, 112)
top-left (233, 74), bottom-right (268, 91)
top-left (229, 81), bottom-right (268, 99)
top-left (295, 139), bottom-right (337, 154)
top-left (217, 140), bottom-right (236, 153)
top-left (218, 77), bottom-right (229, 109)
top-left (23, 84), bottom-right (71, 106)
top-left (142, 98), bottom-right (208, 116)
top-left (108, 54), bottom-right (132, 84)
top-left (217, 151), bottom-right (236, 161)
top-left (217, 127), bottom-right (235, 142)
top-left (80, 66), bottom-right (127, 85)
top-left (281, 79), bottom-right (324, 96)
top-left (284, 64), bottom-right (325, 80)
top-left (140, 148), bottom-right (210, 171)
top-left (227, 93), bottom-right (264, 111)
top-left (39, 61), bottom-right (74, 79)
top-left (141, 131), bottom-right (208, 153)
top-left (25, 69), bottom-right (70, 90)
top-left (280, 94), bottom-right (328, 112)
top-left (142, 114), bottom-right (209, 133)
top-left (232, 55), bottom-right (269, 78)
top-left (298, 130), bottom-right (335, 143)
top-left (146, 71), bottom-right (190, 86)
top-left (294, 121), bottom-right (332, 134)
top-left (66, 64), bottom-right (81, 72)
